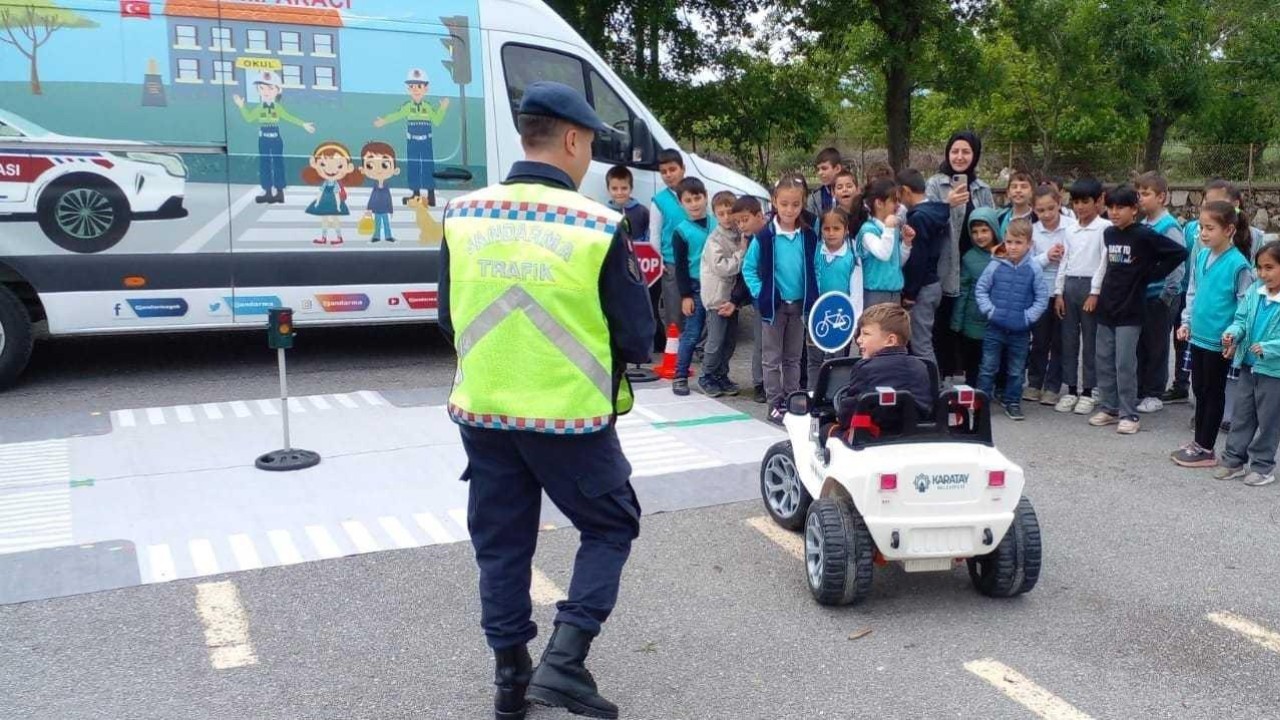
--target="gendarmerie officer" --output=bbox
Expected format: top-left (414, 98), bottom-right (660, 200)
top-left (437, 81), bottom-right (654, 720)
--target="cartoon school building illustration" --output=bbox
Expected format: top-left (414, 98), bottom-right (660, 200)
top-left (163, 0), bottom-right (343, 100)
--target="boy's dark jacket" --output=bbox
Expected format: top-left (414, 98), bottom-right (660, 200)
top-left (1098, 222), bottom-right (1189, 327)
top-left (847, 346), bottom-right (934, 416)
top-left (903, 201), bottom-right (951, 300)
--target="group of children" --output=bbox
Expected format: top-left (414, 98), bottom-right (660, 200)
top-left (608, 148), bottom-right (1280, 488)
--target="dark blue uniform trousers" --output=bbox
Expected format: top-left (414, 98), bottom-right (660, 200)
top-left (258, 126), bottom-right (285, 192)
top-left (459, 424), bottom-right (641, 650)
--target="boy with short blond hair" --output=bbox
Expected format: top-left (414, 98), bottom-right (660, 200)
top-left (976, 218), bottom-right (1049, 420)
top-left (847, 303), bottom-right (935, 416)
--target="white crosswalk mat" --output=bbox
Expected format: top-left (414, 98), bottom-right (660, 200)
top-left (0, 440), bottom-right (73, 554)
top-left (111, 392), bottom-right (387, 430)
top-left (138, 509), bottom-right (472, 584)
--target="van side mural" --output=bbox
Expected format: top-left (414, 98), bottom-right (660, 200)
top-left (0, 0), bottom-right (485, 258)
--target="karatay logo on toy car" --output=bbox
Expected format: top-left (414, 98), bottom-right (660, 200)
top-left (914, 472), bottom-right (968, 493)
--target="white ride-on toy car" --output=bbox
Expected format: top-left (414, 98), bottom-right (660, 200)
top-left (759, 358), bottom-right (1042, 605)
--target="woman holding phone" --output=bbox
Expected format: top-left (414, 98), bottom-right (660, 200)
top-left (926, 131), bottom-right (996, 378)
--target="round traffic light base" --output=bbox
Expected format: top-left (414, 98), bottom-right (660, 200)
top-left (255, 448), bottom-right (321, 472)
top-left (626, 366), bottom-right (659, 383)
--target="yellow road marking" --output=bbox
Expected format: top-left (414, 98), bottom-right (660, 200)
top-left (745, 516), bottom-right (804, 560)
top-left (1207, 611), bottom-right (1280, 654)
top-left (965, 658), bottom-right (1093, 720)
top-left (531, 567), bottom-right (567, 606)
top-left (195, 581), bottom-right (258, 670)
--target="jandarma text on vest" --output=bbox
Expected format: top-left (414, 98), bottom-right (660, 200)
top-left (477, 259), bottom-right (556, 282)
top-left (466, 222), bottom-right (575, 262)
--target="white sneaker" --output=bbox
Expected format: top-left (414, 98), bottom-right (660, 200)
top-left (1023, 387), bottom-right (1042, 402)
top-left (1073, 396), bottom-right (1097, 415)
top-left (1244, 472), bottom-right (1277, 487)
top-left (1040, 391), bottom-right (1060, 406)
top-left (1117, 418), bottom-right (1141, 435)
top-left (1137, 397), bottom-right (1164, 413)
top-left (1054, 394), bottom-right (1079, 413)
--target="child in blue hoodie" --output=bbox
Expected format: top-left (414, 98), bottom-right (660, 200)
top-left (898, 168), bottom-right (951, 368)
top-left (975, 218), bottom-right (1049, 420)
top-left (744, 173), bottom-right (820, 424)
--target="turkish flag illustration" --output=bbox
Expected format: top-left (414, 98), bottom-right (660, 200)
top-left (121, 1), bottom-right (151, 19)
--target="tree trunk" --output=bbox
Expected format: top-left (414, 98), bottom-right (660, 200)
top-left (1143, 114), bottom-right (1171, 172)
top-left (884, 59), bottom-right (911, 173)
top-left (647, 15), bottom-right (659, 82)
top-left (29, 45), bottom-right (41, 96)
top-left (632, 15), bottom-right (646, 78)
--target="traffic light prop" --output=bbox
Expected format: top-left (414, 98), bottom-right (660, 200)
top-left (439, 15), bottom-right (472, 168)
top-left (256, 307), bottom-right (321, 471)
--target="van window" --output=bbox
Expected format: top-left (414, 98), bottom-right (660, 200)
top-left (501, 44), bottom-right (655, 167)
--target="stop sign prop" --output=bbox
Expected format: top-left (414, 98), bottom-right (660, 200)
top-left (633, 242), bottom-right (664, 288)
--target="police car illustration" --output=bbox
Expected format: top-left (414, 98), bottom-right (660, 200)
top-left (759, 359), bottom-right (1042, 606)
top-left (0, 109), bottom-right (187, 253)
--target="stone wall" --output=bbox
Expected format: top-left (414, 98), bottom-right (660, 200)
top-left (991, 184), bottom-right (1280, 234)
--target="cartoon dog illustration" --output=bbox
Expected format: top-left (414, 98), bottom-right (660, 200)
top-left (406, 195), bottom-right (443, 246)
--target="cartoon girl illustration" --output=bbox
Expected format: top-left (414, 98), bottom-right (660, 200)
top-left (301, 142), bottom-right (364, 246)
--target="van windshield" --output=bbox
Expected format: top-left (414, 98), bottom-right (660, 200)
top-left (0, 111), bottom-right (53, 138)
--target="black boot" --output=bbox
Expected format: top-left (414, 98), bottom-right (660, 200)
top-left (527, 624), bottom-right (618, 719)
top-left (494, 644), bottom-right (532, 720)
top-left (270, 189), bottom-right (286, 204)
top-left (427, 188), bottom-right (437, 207)
top-left (254, 189), bottom-right (272, 204)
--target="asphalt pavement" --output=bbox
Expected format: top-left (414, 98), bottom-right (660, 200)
top-left (3, 322), bottom-right (1280, 719)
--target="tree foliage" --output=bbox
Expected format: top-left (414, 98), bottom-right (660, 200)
top-left (0, 0), bottom-right (97, 95)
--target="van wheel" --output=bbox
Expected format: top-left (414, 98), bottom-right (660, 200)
top-left (804, 497), bottom-right (875, 606)
top-left (967, 496), bottom-right (1042, 598)
top-left (0, 286), bottom-right (34, 389)
top-left (37, 178), bottom-right (131, 254)
top-left (760, 441), bottom-right (811, 530)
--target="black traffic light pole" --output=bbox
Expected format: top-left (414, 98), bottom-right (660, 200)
top-left (256, 308), bottom-right (320, 471)
top-left (440, 15), bottom-right (471, 167)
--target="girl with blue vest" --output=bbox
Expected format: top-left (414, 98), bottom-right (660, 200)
top-left (856, 178), bottom-right (913, 309)
top-left (1171, 201), bottom-right (1255, 467)
top-left (1215, 241), bottom-right (1280, 487)
top-left (743, 173), bottom-right (820, 423)
top-left (805, 207), bottom-right (864, 388)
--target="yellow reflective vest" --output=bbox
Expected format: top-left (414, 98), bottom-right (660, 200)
top-left (444, 182), bottom-right (633, 433)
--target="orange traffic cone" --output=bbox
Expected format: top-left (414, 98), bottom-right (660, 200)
top-left (654, 323), bottom-right (680, 380)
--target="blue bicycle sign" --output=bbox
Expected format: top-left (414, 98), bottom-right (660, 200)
top-left (808, 291), bottom-right (857, 353)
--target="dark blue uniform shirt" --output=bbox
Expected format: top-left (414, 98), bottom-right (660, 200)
top-left (437, 161), bottom-right (655, 397)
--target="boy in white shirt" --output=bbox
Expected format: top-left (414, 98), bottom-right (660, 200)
top-left (1026, 185), bottom-right (1078, 406)
top-left (1052, 178), bottom-right (1111, 415)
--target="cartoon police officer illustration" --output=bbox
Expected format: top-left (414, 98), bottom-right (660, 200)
top-left (233, 70), bottom-right (316, 204)
top-left (373, 68), bottom-right (449, 207)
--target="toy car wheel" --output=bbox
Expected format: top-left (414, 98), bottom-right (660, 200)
top-left (0, 285), bottom-right (34, 390)
top-left (760, 441), bottom-right (811, 531)
top-left (804, 497), bottom-right (875, 606)
top-left (967, 496), bottom-right (1042, 598)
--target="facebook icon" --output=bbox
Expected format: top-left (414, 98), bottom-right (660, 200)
top-left (113, 303), bottom-right (122, 317)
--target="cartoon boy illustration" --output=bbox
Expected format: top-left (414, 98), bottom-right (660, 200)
top-left (361, 141), bottom-right (401, 243)
top-left (233, 70), bottom-right (316, 204)
top-left (373, 68), bottom-right (448, 207)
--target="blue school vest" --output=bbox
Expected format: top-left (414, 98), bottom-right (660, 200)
top-left (676, 217), bottom-right (716, 281)
top-left (1190, 246), bottom-right (1251, 352)
top-left (1145, 213), bottom-right (1184, 298)
top-left (653, 188), bottom-right (686, 264)
top-left (856, 220), bottom-right (903, 292)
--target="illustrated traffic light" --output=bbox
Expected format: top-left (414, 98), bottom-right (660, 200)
top-left (440, 15), bottom-right (471, 86)
top-left (267, 307), bottom-right (294, 350)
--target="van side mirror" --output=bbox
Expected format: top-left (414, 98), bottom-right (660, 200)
top-left (786, 391), bottom-right (810, 416)
top-left (632, 119), bottom-right (655, 164)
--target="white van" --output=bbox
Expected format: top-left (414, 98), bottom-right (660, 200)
top-left (0, 0), bottom-right (767, 388)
